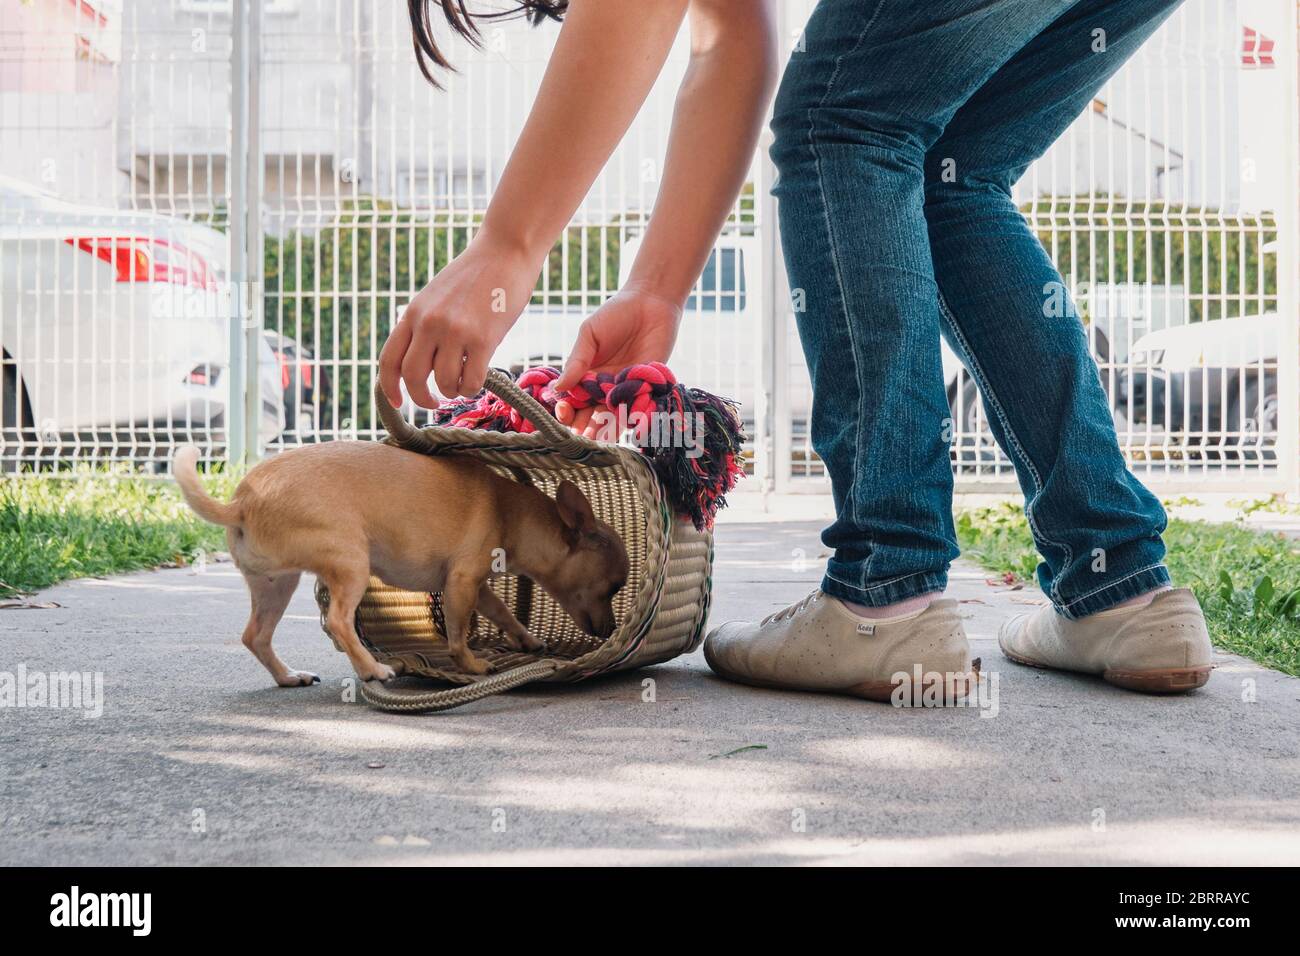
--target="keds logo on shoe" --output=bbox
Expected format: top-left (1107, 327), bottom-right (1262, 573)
top-left (49, 886), bottom-right (151, 937)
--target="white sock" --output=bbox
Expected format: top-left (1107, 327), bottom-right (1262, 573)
top-left (1097, 584), bottom-right (1172, 614)
top-left (836, 591), bottom-right (942, 620)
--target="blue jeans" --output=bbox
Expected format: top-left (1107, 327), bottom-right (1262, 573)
top-left (771, 0), bottom-right (1179, 618)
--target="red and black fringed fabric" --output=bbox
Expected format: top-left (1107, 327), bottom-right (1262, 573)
top-left (428, 363), bottom-right (746, 530)
top-left (427, 366), bottom-right (561, 433)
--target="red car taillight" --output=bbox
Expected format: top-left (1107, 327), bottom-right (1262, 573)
top-left (63, 236), bottom-right (217, 290)
top-left (273, 350), bottom-right (315, 391)
top-left (186, 363), bottom-right (218, 386)
top-left (274, 351), bottom-right (291, 390)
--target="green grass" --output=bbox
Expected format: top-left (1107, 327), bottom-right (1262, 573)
top-left (957, 503), bottom-right (1300, 677)
top-left (0, 467), bottom-right (235, 598)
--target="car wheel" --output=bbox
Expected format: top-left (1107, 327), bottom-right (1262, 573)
top-left (1086, 324), bottom-right (1112, 365)
top-left (296, 404), bottom-right (317, 440)
top-left (2, 363), bottom-right (33, 473)
top-left (949, 374), bottom-right (999, 468)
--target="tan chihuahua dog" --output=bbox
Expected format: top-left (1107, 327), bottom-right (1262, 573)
top-left (174, 442), bottom-right (629, 686)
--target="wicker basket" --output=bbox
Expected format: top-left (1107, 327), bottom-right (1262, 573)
top-left (313, 370), bottom-right (714, 713)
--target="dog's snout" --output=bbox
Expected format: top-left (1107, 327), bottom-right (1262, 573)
top-left (581, 608), bottom-right (616, 640)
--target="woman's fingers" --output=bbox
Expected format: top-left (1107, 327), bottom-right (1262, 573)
top-left (575, 407), bottom-right (600, 438)
top-left (460, 348), bottom-right (490, 398)
top-left (432, 344), bottom-right (466, 402)
top-left (378, 319), bottom-right (413, 408)
top-left (401, 321), bottom-right (440, 409)
top-left (556, 401), bottom-right (600, 436)
top-left (556, 323), bottom-right (598, 392)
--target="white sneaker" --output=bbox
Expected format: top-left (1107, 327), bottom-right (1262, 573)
top-left (704, 589), bottom-right (978, 702)
top-left (999, 587), bottom-right (1213, 693)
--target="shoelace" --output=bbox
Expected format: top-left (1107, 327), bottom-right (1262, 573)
top-left (761, 590), bottom-right (822, 626)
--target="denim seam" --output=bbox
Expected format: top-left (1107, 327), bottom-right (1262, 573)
top-left (825, 567), bottom-right (942, 594)
top-left (936, 294), bottom-right (1074, 599)
top-left (1058, 562), bottom-right (1167, 612)
top-left (817, 0), bottom-right (888, 107)
top-left (826, 567), bottom-right (941, 590)
top-left (807, 0), bottom-right (887, 579)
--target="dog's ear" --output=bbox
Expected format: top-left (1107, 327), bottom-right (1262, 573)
top-left (555, 480), bottom-right (597, 537)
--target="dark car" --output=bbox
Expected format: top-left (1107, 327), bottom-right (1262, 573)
top-left (1112, 313), bottom-right (1279, 461)
top-left (263, 331), bottom-right (333, 441)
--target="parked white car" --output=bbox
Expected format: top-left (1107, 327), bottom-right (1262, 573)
top-left (1, 176), bottom-right (284, 459)
top-left (1114, 312), bottom-right (1279, 457)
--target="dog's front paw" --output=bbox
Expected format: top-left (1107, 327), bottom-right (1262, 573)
top-left (508, 630), bottom-right (545, 653)
top-left (276, 670), bottom-right (321, 688)
top-left (359, 662), bottom-right (397, 683)
top-left (454, 654), bottom-right (493, 676)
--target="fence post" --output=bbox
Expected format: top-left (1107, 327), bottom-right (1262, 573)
top-left (769, 4), bottom-right (795, 495)
top-left (755, 131), bottom-right (777, 495)
top-left (770, 216), bottom-right (794, 495)
top-left (1278, 0), bottom-right (1300, 499)
top-left (227, 0), bottom-right (249, 466)
top-left (243, 0), bottom-right (264, 461)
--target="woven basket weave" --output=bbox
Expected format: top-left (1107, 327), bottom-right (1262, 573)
top-left (313, 370), bottom-right (714, 713)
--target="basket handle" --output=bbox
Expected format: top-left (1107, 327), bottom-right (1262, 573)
top-left (375, 369), bottom-right (595, 459)
top-left (358, 659), bottom-right (560, 713)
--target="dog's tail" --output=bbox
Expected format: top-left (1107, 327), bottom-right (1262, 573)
top-left (172, 445), bottom-right (240, 527)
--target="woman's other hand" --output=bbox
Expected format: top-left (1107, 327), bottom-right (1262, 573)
top-left (553, 287), bottom-right (682, 437)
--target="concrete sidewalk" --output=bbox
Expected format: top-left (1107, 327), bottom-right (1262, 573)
top-left (2, 521), bottom-right (1298, 866)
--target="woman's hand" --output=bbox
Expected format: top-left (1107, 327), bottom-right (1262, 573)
top-left (549, 0), bottom-right (777, 438)
top-left (379, 231), bottom-right (540, 407)
top-left (553, 286), bottom-right (682, 437)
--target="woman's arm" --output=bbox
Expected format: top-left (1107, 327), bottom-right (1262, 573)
top-left (553, 0), bottom-right (780, 432)
top-left (610, 0), bottom-right (779, 307)
top-left (381, 0), bottom-right (690, 406)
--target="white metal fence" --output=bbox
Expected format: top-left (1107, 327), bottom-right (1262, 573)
top-left (2, 0), bottom-right (1297, 497)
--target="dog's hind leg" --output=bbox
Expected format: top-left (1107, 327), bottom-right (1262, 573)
top-left (320, 568), bottom-right (396, 683)
top-left (476, 583), bottom-right (543, 652)
top-left (442, 571), bottom-right (493, 675)
top-left (241, 571), bottom-right (318, 687)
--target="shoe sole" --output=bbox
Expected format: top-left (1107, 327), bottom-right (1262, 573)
top-left (708, 658), bottom-right (982, 706)
top-left (1103, 665), bottom-right (1213, 693)
top-left (1002, 645), bottom-right (1212, 694)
